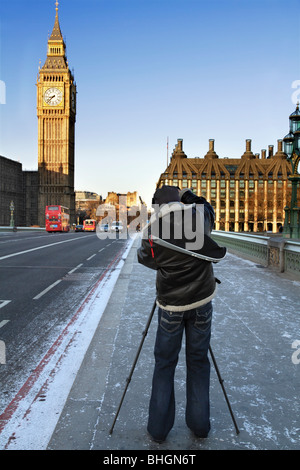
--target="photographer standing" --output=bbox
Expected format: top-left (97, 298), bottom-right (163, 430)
top-left (137, 185), bottom-right (226, 443)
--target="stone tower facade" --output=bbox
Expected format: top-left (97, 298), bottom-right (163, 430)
top-left (37, 2), bottom-right (76, 225)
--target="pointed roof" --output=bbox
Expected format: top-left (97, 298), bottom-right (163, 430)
top-left (49, 2), bottom-right (64, 43)
top-left (41, 1), bottom-right (69, 71)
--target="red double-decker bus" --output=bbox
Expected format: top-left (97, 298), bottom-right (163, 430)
top-left (83, 219), bottom-right (96, 232)
top-left (45, 205), bottom-right (70, 232)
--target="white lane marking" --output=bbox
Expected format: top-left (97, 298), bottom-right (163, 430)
top-left (0, 320), bottom-right (10, 329)
top-left (33, 280), bottom-right (62, 300)
top-left (0, 235), bottom-right (92, 261)
top-left (0, 300), bottom-right (11, 309)
top-left (0, 235), bottom-right (49, 245)
top-left (98, 248), bottom-right (104, 253)
top-left (86, 254), bottom-right (96, 261)
top-left (67, 263), bottom-right (83, 275)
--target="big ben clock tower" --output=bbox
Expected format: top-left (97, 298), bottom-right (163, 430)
top-left (37, 1), bottom-right (76, 226)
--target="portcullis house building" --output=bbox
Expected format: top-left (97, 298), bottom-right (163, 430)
top-left (156, 138), bottom-right (294, 233)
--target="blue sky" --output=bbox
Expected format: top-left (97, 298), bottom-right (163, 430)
top-left (0, 0), bottom-right (299, 207)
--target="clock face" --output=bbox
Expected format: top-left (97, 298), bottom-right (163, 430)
top-left (43, 87), bottom-right (63, 106)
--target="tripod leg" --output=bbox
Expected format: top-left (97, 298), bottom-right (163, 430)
top-left (109, 299), bottom-right (157, 435)
top-left (209, 345), bottom-right (240, 435)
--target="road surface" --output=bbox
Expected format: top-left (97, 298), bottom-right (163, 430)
top-left (0, 230), bottom-right (128, 417)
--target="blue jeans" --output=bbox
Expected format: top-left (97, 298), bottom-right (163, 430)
top-left (147, 301), bottom-right (212, 441)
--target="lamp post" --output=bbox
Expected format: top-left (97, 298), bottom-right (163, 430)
top-left (283, 103), bottom-right (300, 239)
top-left (9, 200), bottom-right (15, 227)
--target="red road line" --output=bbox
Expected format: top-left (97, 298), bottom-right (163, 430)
top-left (0, 244), bottom-right (126, 435)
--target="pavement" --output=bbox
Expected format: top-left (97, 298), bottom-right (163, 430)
top-left (47, 234), bottom-right (300, 451)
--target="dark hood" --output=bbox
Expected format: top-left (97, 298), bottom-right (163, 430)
top-left (152, 185), bottom-right (180, 206)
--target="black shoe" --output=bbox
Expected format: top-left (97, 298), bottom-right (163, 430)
top-left (194, 432), bottom-right (208, 438)
top-left (190, 422), bottom-right (210, 439)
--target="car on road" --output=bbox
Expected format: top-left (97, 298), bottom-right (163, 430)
top-left (75, 224), bottom-right (84, 232)
top-left (110, 221), bottom-right (124, 233)
top-left (99, 223), bottom-right (109, 232)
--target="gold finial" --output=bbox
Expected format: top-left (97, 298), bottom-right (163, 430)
top-left (55, 1), bottom-right (59, 12)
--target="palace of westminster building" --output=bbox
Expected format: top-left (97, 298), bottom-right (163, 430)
top-left (0, 3), bottom-right (76, 227)
top-left (0, 4), bottom-right (296, 233)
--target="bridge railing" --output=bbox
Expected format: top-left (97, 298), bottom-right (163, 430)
top-left (211, 231), bottom-right (300, 279)
top-left (0, 226), bottom-right (46, 232)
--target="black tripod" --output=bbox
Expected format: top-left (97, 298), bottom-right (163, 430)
top-left (109, 299), bottom-right (240, 436)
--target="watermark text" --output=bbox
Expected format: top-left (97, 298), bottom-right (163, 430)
top-left (291, 80), bottom-right (300, 105)
top-left (95, 197), bottom-right (205, 250)
top-left (0, 340), bottom-right (6, 364)
top-left (292, 340), bottom-right (300, 365)
top-left (0, 80), bottom-right (6, 104)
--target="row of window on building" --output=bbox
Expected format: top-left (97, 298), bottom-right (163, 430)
top-left (157, 139), bottom-right (296, 232)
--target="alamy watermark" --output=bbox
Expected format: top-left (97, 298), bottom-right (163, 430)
top-left (291, 80), bottom-right (300, 105)
top-left (0, 80), bottom-right (6, 104)
top-left (291, 340), bottom-right (300, 365)
top-left (96, 196), bottom-right (205, 250)
top-left (0, 340), bottom-right (5, 364)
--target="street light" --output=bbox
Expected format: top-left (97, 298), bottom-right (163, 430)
top-left (9, 200), bottom-right (15, 228)
top-left (282, 103), bottom-right (300, 239)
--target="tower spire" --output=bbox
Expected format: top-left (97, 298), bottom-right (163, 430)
top-left (49, 1), bottom-right (63, 42)
top-left (41, 0), bottom-right (67, 70)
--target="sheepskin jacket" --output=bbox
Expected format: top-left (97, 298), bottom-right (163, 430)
top-left (137, 200), bottom-right (226, 312)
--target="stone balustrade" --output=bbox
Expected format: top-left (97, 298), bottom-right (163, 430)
top-left (211, 231), bottom-right (300, 279)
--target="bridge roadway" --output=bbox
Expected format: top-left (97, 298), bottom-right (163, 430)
top-left (0, 232), bottom-right (299, 451)
top-left (0, 230), bottom-right (128, 430)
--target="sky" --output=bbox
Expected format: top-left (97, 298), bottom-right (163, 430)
top-left (0, 0), bottom-right (299, 208)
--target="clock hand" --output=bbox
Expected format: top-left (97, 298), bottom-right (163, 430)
top-left (46, 95), bottom-right (56, 104)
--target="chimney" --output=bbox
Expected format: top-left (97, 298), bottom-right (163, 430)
top-left (172, 138), bottom-right (187, 159)
top-left (177, 139), bottom-right (183, 151)
top-left (204, 139), bottom-right (218, 159)
top-left (242, 139), bottom-right (255, 159)
top-left (261, 149), bottom-right (266, 159)
top-left (268, 145), bottom-right (274, 158)
top-left (273, 139), bottom-right (285, 159)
